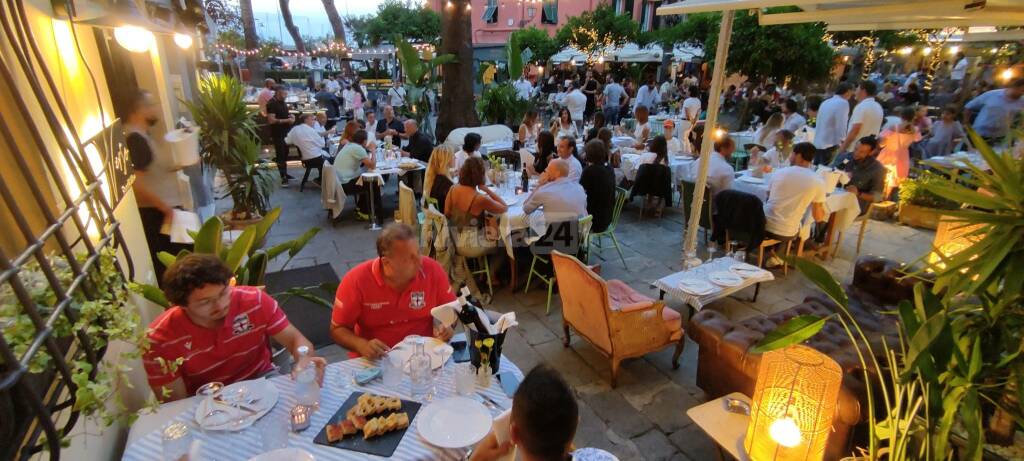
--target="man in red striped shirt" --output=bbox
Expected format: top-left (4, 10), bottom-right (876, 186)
top-left (143, 254), bottom-right (325, 402)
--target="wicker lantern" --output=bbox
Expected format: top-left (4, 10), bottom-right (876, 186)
top-left (745, 344), bottom-right (842, 461)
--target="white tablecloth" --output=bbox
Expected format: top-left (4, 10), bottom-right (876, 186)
top-left (926, 151), bottom-right (990, 172)
top-left (619, 153), bottom-right (695, 183)
top-left (652, 257), bottom-right (774, 311)
top-left (496, 186), bottom-right (545, 259)
top-left (124, 355), bottom-right (522, 461)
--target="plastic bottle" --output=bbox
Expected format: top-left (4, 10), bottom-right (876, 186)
top-left (293, 346), bottom-right (320, 410)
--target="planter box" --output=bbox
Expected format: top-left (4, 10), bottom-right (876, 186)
top-left (898, 203), bottom-right (950, 230)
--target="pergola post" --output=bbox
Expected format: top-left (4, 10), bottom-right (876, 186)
top-left (682, 9), bottom-right (735, 261)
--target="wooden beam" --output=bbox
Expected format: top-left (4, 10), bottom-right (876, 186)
top-left (656, 0), bottom-right (854, 16)
top-left (826, 17), bottom-right (1024, 30)
top-left (756, 0), bottom-right (963, 25)
top-left (962, 29), bottom-right (1024, 41)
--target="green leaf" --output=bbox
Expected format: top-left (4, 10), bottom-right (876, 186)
top-left (246, 251), bottom-right (268, 287)
top-left (275, 287), bottom-right (334, 309)
top-left (156, 251), bottom-right (177, 270)
top-left (507, 32), bottom-right (523, 80)
top-left (249, 207), bottom-right (282, 250)
top-left (288, 227), bottom-right (321, 258)
top-left (791, 257), bottom-right (848, 309)
top-left (193, 216), bottom-right (224, 255)
top-left (933, 386), bottom-right (967, 456)
top-left (224, 226), bottom-right (257, 273)
top-left (902, 311), bottom-right (947, 376)
top-left (127, 282), bottom-right (169, 308)
top-left (750, 315), bottom-right (829, 353)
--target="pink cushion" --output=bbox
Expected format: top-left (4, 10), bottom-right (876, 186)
top-left (606, 279), bottom-right (683, 339)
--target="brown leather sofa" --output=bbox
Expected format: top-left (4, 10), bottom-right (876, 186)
top-left (688, 256), bottom-right (926, 460)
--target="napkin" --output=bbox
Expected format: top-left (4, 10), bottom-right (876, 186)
top-left (196, 396), bottom-right (246, 428)
top-left (492, 312), bottom-right (518, 334)
top-left (431, 299), bottom-right (461, 328)
top-left (160, 209), bottom-right (200, 244)
top-left (492, 409), bottom-right (515, 461)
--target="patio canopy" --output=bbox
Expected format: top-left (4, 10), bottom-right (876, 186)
top-left (550, 43), bottom-right (704, 64)
top-left (655, 0), bottom-right (1024, 260)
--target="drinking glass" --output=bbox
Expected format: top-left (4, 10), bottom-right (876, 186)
top-left (256, 411), bottom-right (290, 452)
top-left (382, 355), bottom-right (403, 388)
top-left (161, 422), bottom-right (192, 461)
top-left (455, 362), bottom-right (476, 396)
top-left (732, 249), bottom-right (747, 264)
top-left (706, 241), bottom-right (719, 261)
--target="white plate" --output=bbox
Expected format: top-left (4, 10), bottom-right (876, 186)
top-left (247, 448), bottom-right (315, 461)
top-left (417, 397), bottom-right (493, 448)
top-left (195, 378), bottom-right (279, 431)
top-left (388, 336), bottom-right (453, 371)
top-left (738, 175), bottom-right (765, 184)
top-left (677, 278), bottom-right (715, 295)
top-left (573, 447), bottom-right (621, 461)
top-left (729, 263), bottom-right (765, 278)
top-left (708, 271), bottom-right (744, 287)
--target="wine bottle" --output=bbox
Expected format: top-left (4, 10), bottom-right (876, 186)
top-left (521, 167), bottom-right (529, 193)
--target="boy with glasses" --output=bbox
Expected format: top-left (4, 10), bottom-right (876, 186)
top-left (143, 254), bottom-right (324, 402)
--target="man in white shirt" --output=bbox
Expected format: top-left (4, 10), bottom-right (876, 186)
top-left (602, 75), bottom-right (627, 125)
top-left (762, 142), bottom-right (827, 266)
top-left (388, 81), bottom-right (407, 108)
top-left (564, 83), bottom-right (588, 133)
top-left (685, 137), bottom-right (736, 200)
top-left (682, 85), bottom-right (702, 123)
top-left (285, 114), bottom-right (329, 183)
top-left (633, 76), bottom-right (661, 114)
top-left (950, 52), bottom-right (968, 85)
top-left (514, 73), bottom-right (534, 100)
top-left (781, 99), bottom-right (806, 133)
top-left (341, 83), bottom-right (356, 115)
top-left (660, 80), bottom-right (677, 102)
top-left (556, 135), bottom-right (583, 182)
top-left (523, 159), bottom-right (588, 225)
top-left (812, 83), bottom-right (852, 165)
top-left (839, 80), bottom-right (884, 153)
top-left (324, 75), bottom-right (341, 94)
top-left (876, 81), bottom-right (896, 104)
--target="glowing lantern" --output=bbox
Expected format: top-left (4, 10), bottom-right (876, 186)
top-left (898, 46), bottom-right (913, 55)
top-left (745, 345), bottom-right (842, 461)
top-left (114, 25), bottom-right (154, 53)
top-left (1000, 68), bottom-right (1014, 82)
top-left (173, 32), bottom-right (193, 50)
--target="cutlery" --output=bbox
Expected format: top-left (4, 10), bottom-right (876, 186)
top-left (477, 393), bottom-right (504, 410)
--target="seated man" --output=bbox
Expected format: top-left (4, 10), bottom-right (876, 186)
top-left (144, 255), bottom-right (324, 402)
top-left (556, 135), bottom-right (583, 182)
top-left (375, 105), bottom-right (405, 141)
top-left (685, 137), bottom-right (736, 199)
top-left (469, 365), bottom-right (579, 461)
top-left (331, 224), bottom-right (455, 359)
top-left (763, 142), bottom-right (828, 267)
top-left (285, 113), bottom-right (329, 182)
top-left (831, 135), bottom-right (885, 215)
top-left (401, 119), bottom-right (434, 163)
top-left (523, 158), bottom-right (588, 225)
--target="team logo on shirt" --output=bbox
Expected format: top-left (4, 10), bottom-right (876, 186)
top-left (409, 291), bottom-right (426, 310)
top-left (232, 313), bottom-right (253, 336)
top-left (184, 341), bottom-right (192, 351)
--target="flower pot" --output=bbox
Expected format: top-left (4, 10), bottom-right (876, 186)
top-left (898, 203), bottom-right (947, 230)
top-left (221, 211), bottom-right (264, 230)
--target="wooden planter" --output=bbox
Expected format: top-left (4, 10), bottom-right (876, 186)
top-left (221, 211), bottom-right (264, 230)
top-left (898, 203), bottom-right (949, 230)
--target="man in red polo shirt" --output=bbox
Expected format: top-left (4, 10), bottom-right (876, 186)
top-left (331, 223), bottom-right (456, 359)
top-left (143, 254), bottom-right (325, 402)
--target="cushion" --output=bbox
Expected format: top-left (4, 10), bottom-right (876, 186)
top-left (606, 279), bottom-right (682, 339)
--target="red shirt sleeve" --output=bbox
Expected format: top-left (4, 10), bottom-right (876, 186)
top-left (142, 317), bottom-right (182, 389)
top-left (257, 288), bottom-right (290, 335)
top-left (332, 270), bottom-right (363, 327)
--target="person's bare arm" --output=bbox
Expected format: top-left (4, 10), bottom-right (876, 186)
top-left (329, 322), bottom-right (389, 359)
top-left (840, 122), bottom-right (862, 152)
top-left (477, 185), bottom-right (508, 214)
top-left (133, 171), bottom-right (173, 224)
top-left (151, 378), bottom-right (188, 403)
top-left (518, 125), bottom-right (528, 143)
top-left (361, 155), bottom-right (376, 170)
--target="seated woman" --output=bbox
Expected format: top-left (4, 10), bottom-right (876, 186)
top-left (597, 127), bottom-right (620, 168)
top-left (632, 106), bottom-right (651, 149)
top-left (456, 132), bottom-right (483, 171)
top-left (526, 130), bottom-right (557, 177)
top-left (338, 120), bottom-right (360, 149)
top-left (423, 145), bottom-right (455, 209)
top-left (640, 135), bottom-right (670, 166)
top-left (552, 108), bottom-right (578, 139)
top-left (445, 157), bottom-right (508, 283)
top-left (754, 112), bottom-right (784, 148)
top-left (749, 129), bottom-right (794, 172)
top-left (518, 110), bottom-right (539, 147)
top-left (585, 112), bottom-right (606, 143)
top-left (579, 140), bottom-right (616, 233)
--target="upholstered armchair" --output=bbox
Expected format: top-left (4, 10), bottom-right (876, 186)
top-left (551, 250), bottom-right (685, 387)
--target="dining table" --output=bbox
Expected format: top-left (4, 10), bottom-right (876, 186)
top-left (618, 152), bottom-right (696, 183)
top-left (123, 352), bottom-right (523, 461)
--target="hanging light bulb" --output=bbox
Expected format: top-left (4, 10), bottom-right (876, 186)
top-left (569, 58), bottom-right (576, 66)
top-left (597, 55), bottom-right (604, 64)
top-left (173, 32), bottom-right (193, 49)
top-left (114, 25), bottom-right (154, 53)
top-left (922, 47), bottom-right (933, 55)
top-left (947, 45), bottom-right (960, 55)
top-left (1001, 68), bottom-right (1015, 82)
top-left (537, 65), bottom-right (544, 74)
top-left (898, 46), bottom-right (913, 55)
top-left (446, 0), bottom-right (453, 7)
top-left (466, 2), bottom-right (472, 10)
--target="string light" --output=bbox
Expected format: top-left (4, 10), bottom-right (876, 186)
top-left (922, 47), bottom-right (933, 55)
top-left (898, 47), bottom-right (913, 55)
top-left (465, 2), bottom-right (471, 10)
top-left (947, 45), bottom-right (960, 55)
top-left (212, 41), bottom-right (433, 58)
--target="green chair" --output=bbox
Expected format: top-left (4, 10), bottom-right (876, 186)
top-left (680, 180), bottom-right (713, 245)
top-left (590, 187), bottom-right (629, 269)
top-left (525, 215), bottom-right (593, 315)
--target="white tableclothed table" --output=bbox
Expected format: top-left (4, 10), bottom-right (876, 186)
top-left (611, 136), bottom-right (638, 148)
top-left (926, 151), bottom-right (990, 172)
top-left (496, 185), bottom-right (545, 259)
top-left (124, 356), bottom-right (523, 461)
top-left (652, 257), bottom-right (774, 311)
top-left (731, 172), bottom-right (861, 240)
top-left (619, 152), bottom-right (695, 183)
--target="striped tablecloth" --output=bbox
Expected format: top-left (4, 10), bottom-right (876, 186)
top-left (652, 257), bottom-right (774, 311)
top-left (123, 356), bottom-right (522, 461)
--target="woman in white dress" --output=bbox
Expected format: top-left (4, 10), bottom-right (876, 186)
top-left (518, 110), bottom-right (539, 146)
top-left (553, 107), bottom-right (578, 139)
top-left (632, 106), bottom-right (651, 149)
top-left (754, 112), bottom-right (784, 147)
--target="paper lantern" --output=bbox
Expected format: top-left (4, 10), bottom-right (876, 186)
top-left (745, 345), bottom-right (842, 461)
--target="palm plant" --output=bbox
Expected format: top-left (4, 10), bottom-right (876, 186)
top-left (476, 34), bottom-right (529, 128)
top-left (182, 75), bottom-right (275, 220)
top-left (394, 35), bottom-right (456, 124)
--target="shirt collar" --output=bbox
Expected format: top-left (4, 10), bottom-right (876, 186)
top-left (370, 257), bottom-right (426, 289)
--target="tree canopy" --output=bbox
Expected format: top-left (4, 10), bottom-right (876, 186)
top-left (554, 5), bottom-right (637, 60)
top-left (510, 27), bottom-right (560, 65)
top-left (674, 9), bottom-right (834, 85)
top-left (345, 0), bottom-right (441, 47)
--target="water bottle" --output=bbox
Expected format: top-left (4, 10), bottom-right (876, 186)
top-left (408, 337), bottom-right (433, 401)
top-left (294, 346), bottom-right (320, 410)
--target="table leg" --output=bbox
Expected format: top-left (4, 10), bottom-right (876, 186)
top-left (659, 290), bottom-right (665, 301)
top-left (820, 212), bottom-right (838, 260)
top-left (368, 179), bottom-right (382, 231)
top-left (752, 282), bottom-right (761, 302)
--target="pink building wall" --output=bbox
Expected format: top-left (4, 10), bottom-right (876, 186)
top-left (427, 0), bottom-right (653, 47)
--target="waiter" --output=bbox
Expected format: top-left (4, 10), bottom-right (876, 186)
top-left (125, 89), bottom-right (190, 283)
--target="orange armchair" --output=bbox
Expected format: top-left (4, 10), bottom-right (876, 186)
top-left (551, 251), bottom-right (686, 387)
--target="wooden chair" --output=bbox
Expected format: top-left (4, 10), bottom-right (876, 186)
top-left (551, 250), bottom-right (685, 387)
top-left (680, 180), bottom-right (713, 244)
top-left (724, 230), bottom-right (792, 275)
top-left (589, 187), bottom-right (629, 269)
top-left (398, 182), bottom-right (418, 233)
top-left (833, 204), bottom-right (875, 259)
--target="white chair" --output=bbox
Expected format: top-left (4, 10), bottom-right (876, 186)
top-left (321, 163), bottom-right (347, 223)
top-left (398, 182), bottom-right (418, 232)
top-left (443, 125), bottom-right (516, 152)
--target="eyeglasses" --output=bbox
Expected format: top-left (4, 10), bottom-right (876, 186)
top-left (188, 278), bottom-right (236, 311)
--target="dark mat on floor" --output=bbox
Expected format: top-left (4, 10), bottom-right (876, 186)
top-left (264, 263), bottom-right (339, 349)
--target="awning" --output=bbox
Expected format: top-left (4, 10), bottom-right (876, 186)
top-left (550, 43), bottom-right (705, 64)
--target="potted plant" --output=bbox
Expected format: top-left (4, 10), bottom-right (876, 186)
top-left (182, 74), bottom-right (276, 226)
top-left (476, 34), bottom-right (530, 130)
top-left (394, 36), bottom-right (456, 125)
top-left (897, 171), bottom-right (960, 229)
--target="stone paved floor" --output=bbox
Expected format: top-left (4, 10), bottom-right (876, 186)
top-left (247, 166), bottom-right (934, 461)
